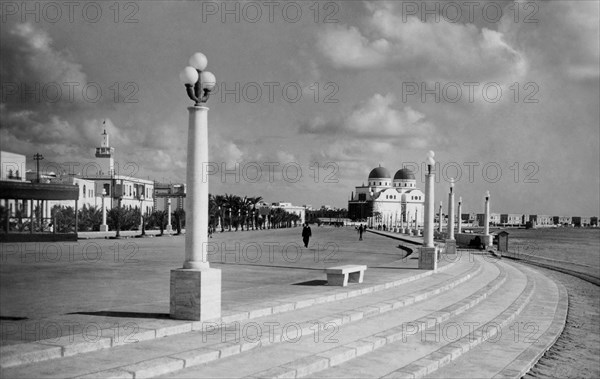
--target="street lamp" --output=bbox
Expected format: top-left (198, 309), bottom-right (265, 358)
top-left (138, 190), bottom-right (146, 237)
top-left (100, 188), bottom-right (109, 232)
top-left (438, 201), bottom-right (443, 234)
top-left (166, 198), bottom-right (173, 234)
top-left (446, 178), bottom-right (456, 254)
top-left (419, 150), bottom-right (437, 270)
top-left (170, 52), bottom-right (221, 321)
top-left (484, 190), bottom-right (491, 246)
top-left (457, 196), bottom-right (462, 234)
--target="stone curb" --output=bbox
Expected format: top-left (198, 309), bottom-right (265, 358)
top-left (493, 273), bottom-right (569, 379)
top-left (68, 260), bottom-right (481, 378)
top-left (0, 258), bottom-right (459, 370)
top-left (382, 262), bottom-right (537, 378)
top-left (246, 260), bottom-right (505, 379)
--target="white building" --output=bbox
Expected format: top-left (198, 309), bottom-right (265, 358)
top-left (0, 151), bottom-right (26, 182)
top-left (348, 166), bottom-right (425, 228)
top-left (83, 130), bottom-right (154, 215)
top-left (271, 202), bottom-right (306, 224)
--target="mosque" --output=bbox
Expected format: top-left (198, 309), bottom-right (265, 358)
top-left (348, 166), bottom-right (425, 228)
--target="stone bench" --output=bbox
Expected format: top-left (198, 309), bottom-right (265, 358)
top-left (325, 265), bottom-right (367, 287)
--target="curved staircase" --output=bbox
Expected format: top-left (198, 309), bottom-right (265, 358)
top-left (0, 250), bottom-right (567, 379)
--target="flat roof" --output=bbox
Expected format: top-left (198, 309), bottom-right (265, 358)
top-left (0, 181), bottom-right (79, 200)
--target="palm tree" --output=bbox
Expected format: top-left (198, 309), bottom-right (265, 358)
top-left (173, 208), bottom-right (185, 235)
top-left (213, 194), bottom-right (227, 232)
top-left (247, 196), bottom-right (263, 230)
top-left (150, 210), bottom-right (168, 235)
top-left (223, 194), bottom-right (240, 231)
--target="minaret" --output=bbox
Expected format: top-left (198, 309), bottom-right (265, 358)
top-left (95, 129), bottom-right (115, 176)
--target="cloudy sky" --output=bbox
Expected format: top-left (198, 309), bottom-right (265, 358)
top-left (1, 0), bottom-right (598, 216)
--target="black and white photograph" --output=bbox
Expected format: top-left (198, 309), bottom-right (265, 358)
top-left (0, 1), bottom-right (598, 378)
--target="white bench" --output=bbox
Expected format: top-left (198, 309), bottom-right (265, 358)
top-left (325, 265), bottom-right (367, 287)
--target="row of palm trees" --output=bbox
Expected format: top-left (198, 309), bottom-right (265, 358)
top-left (208, 194), bottom-right (301, 231)
top-left (1, 193), bottom-right (301, 235)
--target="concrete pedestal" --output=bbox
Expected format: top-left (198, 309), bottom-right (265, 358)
top-left (166, 225), bottom-right (173, 233)
top-left (99, 224), bottom-right (109, 232)
top-left (170, 268), bottom-right (221, 321)
top-left (445, 239), bottom-right (456, 254)
top-left (418, 247), bottom-right (438, 271)
top-left (482, 235), bottom-right (493, 247)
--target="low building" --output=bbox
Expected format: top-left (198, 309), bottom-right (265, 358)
top-left (271, 202), bottom-right (305, 225)
top-left (0, 151), bottom-right (26, 182)
top-left (500, 213), bottom-right (522, 226)
top-left (552, 216), bottom-right (572, 225)
top-left (530, 214), bottom-right (552, 226)
top-left (572, 216), bottom-right (591, 227)
top-left (153, 183), bottom-right (186, 212)
top-left (476, 213), bottom-right (501, 226)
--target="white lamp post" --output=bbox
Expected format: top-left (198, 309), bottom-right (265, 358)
top-left (445, 179), bottom-right (456, 254)
top-left (457, 196), bottom-right (462, 234)
top-left (484, 190), bottom-right (491, 246)
top-left (448, 179), bottom-right (455, 240)
top-left (100, 189), bottom-right (109, 232)
top-left (438, 201), bottom-right (443, 234)
top-left (170, 52), bottom-right (221, 321)
top-left (166, 198), bottom-right (173, 233)
top-left (420, 150), bottom-right (437, 270)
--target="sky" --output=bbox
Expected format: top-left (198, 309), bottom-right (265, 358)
top-left (0, 0), bottom-right (598, 216)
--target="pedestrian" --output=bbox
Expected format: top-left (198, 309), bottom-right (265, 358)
top-left (302, 222), bottom-right (312, 248)
top-left (358, 224), bottom-right (364, 241)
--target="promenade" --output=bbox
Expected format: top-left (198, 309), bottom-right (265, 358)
top-left (0, 227), bottom-right (568, 378)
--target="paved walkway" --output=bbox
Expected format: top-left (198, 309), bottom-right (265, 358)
top-left (0, 227), bottom-right (568, 378)
top-left (1, 227), bottom-right (424, 339)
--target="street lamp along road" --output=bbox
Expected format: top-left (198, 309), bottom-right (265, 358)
top-left (170, 52), bottom-right (221, 321)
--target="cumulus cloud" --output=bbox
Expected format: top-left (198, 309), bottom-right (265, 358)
top-left (316, 1), bottom-right (528, 83)
top-left (499, 0), bottom-right (599, 81)
top-left (301, 93), bottom-right (434, 143)
top-left (1, 22), bottom-right (88, 108)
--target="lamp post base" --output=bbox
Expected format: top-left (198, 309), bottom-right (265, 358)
top-left (99, 224), bottom-right (109, 232)
top-left (170, 268), bottom-right (221, 321)
top-left (418, 247), bottom-right (438, 271)
top-left (166, 225), bottom-right (173, 233)
top-left (445, 239), bottom-right (457, 254)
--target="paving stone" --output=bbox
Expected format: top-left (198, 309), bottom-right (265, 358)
top-left (121, 357), bottom-right (184, 379)
top-left (168, 348), bottom-right (219, 367)
top-left (281, 355), bottom-right (330, 377)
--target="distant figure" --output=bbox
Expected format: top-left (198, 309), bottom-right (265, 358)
top-left (208, 225), bottom-right (213, 238)
top-left (48, 222), bottom-right (54, 233)
top-left (358, 224), bottom-right (364, 241)
top-left (302, 222), bottom-right (312, 248)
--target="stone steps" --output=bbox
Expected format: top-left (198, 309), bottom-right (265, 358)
top-left (426, 264), bottom-right (568, 379)
top-left (233, 256), bottom-right (509, 379)
top-left (0, 254), bottom-right (459, 369)
top-left (154, 255), bottom-right (503, 378)
top-left (0, 253), bottom-right (567, 379)
top-left (271, 259), bottom-right (564, 379)
top-left (0, 253), bottom-right (476, 377)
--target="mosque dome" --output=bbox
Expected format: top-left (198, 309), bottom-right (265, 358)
top-left (394, 168), bottom-right (416, 180)
top-left (368, 166), bottom-right (391, 179)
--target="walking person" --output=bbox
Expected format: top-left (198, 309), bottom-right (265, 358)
top-left (358, 224), bottom-right (364, 241)
top-left (302, 222), bottom-right (312, 248)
